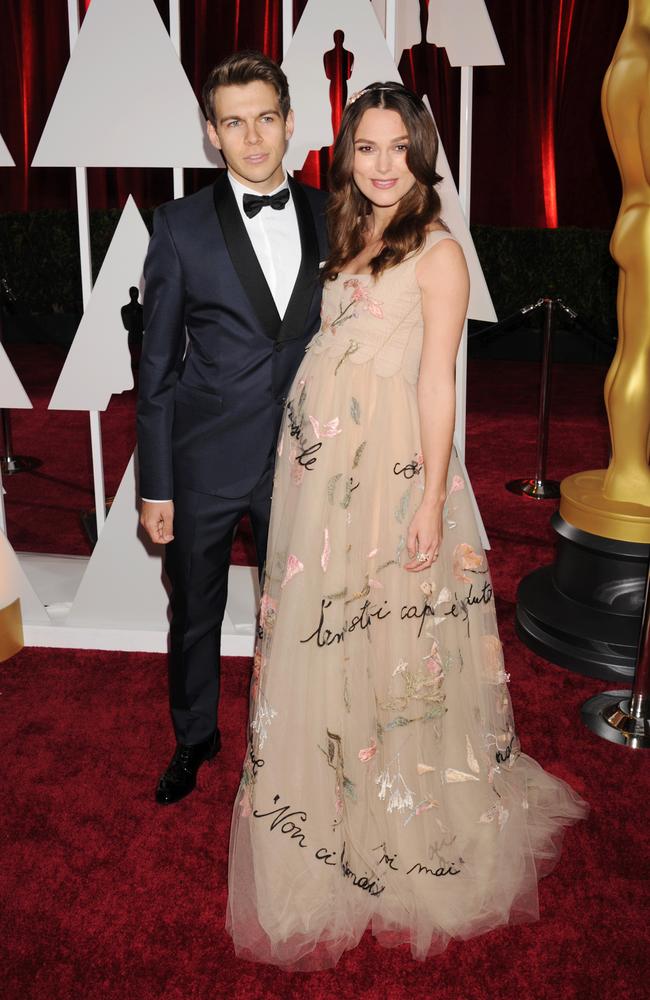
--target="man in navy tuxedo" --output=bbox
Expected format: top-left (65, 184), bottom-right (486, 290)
top-left (137, 51), bottom-right (328, 805)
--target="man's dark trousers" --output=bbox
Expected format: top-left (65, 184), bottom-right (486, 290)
top-left (165, 462), bottom-right (273, 744)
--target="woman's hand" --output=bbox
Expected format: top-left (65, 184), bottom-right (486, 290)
top-left (404, 497), bottom-right (444, 573)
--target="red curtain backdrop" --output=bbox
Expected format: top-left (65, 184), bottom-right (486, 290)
top-left (0, 0), bottom-right (627, 228)
top-left (470, 0), bottom-right (626, 228)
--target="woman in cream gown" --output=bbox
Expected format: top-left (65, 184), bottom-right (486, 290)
top-left (226, 82), bottom-right (587, 970)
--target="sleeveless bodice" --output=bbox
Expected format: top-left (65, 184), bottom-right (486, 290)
top-left (310, 230), bottom-right (455, 383)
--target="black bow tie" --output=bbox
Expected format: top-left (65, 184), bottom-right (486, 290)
top-left (242, 188), bottom-right (290, 219)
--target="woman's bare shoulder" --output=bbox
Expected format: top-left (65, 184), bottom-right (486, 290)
top-left (416, 231), bottom-right (468, 287)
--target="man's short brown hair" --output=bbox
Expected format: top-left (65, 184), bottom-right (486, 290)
top-left (202, 50), bottom-right (291, 126)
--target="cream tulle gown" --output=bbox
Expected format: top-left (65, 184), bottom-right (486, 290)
top-left (226, 231), bottom-right (587, 970)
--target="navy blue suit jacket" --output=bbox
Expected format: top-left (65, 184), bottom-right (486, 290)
top-left (137, 172), bottom-right (329, 500)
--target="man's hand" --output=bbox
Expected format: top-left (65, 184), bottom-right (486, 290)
top-left (140, 500), bottom-right (175, 544)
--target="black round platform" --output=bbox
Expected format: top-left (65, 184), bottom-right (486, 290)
top-left (516, 513), bottom-right (648, 682)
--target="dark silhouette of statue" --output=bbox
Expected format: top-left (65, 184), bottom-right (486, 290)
top-left (418, 0), bottom-right (427, 45)
top-left (403, 0), bottom-right (435, 95)
top-left (323, 30), bottom-right (354, 144)
top-left (121, 286), bottom-right (143, 370)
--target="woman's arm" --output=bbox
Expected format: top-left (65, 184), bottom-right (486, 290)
top-left (404, 237), bottom-right (470, 573)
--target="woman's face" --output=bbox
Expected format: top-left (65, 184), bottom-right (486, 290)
top-left (352, 108), bottom-right (416, 211)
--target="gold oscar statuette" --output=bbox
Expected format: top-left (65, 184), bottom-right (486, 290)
top-left (560, 0), bottom-right (650, 543)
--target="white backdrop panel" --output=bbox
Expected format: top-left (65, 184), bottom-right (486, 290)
top-left (49, 195), bottom-right (149, 412)
top-left (0, 344), bottom-right (32, 408)
top-left (66, 452), bottom-right (168, 628)
top-left (32, 0), bottom-right (222, 168)
top-left (427, 0), bottom-right (504, 66)
top-left (0, 130), bottom-right (15, 167)
top-left (65, 451), bottom-right (258, 648)
top-left (371, 0), bottom-right (421, 60)
top-left (283, 0), bottom-right (406, 171)
top-left (0, 530), bottom-right (50, 624)
top-left (425, 97), bottom-right (496, 323)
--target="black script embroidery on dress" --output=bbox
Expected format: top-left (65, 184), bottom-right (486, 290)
top-left (296, 441), bottom-right (322, 470)
top-left (315, 846), bottom-right (338, 867)
top-left (253, 794), bottom-right (308, 848)
top-left (341, 476), bottom-right (360, 504)
top-left (466, 579), bottom-right (493, 607)
top-left (286, 399), bottom-right (322, 473)
top-left (340, 841), bottom-right (385, 896)
top-left (393, 458), bottom-right (423, 480)
top-left (446, 581), bottom-right (495, 637)
top-left (496, 734), bottom-right (516, 765)
top-left (370, 842), bottom-right (462, 879)
top-left (301, 598), bottom-right (392, 647)
top-left (406, 860), bottom-right (461, 878)
top-left (401, 582), bottom-right (494, 642)
top-left (253, 795), bottom-right (349, 871)
top-left (445, 596), bottom-right (469, 634)
top-left (400, 599), bottom-right (436, 639)
top-left (286, 399), bottom-right (303, 442)
top-left (248, 745), bottom-right (265, 779)
top-left (372, 842), bottom-right (400, 871)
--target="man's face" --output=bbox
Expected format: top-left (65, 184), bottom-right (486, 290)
top-left (207, 80), bottom-right (294, 193)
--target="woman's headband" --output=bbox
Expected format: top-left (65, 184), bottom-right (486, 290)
top-left (346, 84), bottom-right (400, 107)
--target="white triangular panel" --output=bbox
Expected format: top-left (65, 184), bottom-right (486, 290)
top-left (0, 344), bottom-right (32, 409)
top-left (283, 0), bottom-right (406, 171)
top-left (0, 530), bottom-right (50, 623)
top-left (424, 97), bottom-right (496, 322)
top-left (32, 0), bottom-right (222, 167)
top-left (49, 196), bottom-right (149, 411)
top-left (427, 0), bottom-right (504, 67)
top-left (67, 453), bottom-right (168, 628)
top-left (371, 0), bottom-right (422, 59)
top-left (0, 130), bottom-right (15, 166)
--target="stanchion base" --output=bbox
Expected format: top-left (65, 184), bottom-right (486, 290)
top-left (516, 515), bottom-right (648, 681)
top-left (506, 478), bottom-right (561, 500)
top-left (581, 690), bottom-right (650, 749)
top-left (1, 455), bottom-right (42, 475)
top-left (80, 501), bottom-right (114, 547)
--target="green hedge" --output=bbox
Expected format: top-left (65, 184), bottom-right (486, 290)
top-left (471, 224), bottom-right (617, 343)
top-left (0, 209), bottom-right (153, 316)
top-left (0, 210), bottom-right (617, 341)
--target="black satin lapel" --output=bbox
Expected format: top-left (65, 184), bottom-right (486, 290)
top-left (276, 178), bottom-right (321, 345)
top-left (212, 174), bottom-right (281, 341)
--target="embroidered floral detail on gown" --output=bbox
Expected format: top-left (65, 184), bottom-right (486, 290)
top-left (226, 230), bottom-right (588, 970)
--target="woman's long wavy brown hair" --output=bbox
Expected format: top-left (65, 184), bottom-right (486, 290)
top-left (322, 82), bottom-right (443, 282)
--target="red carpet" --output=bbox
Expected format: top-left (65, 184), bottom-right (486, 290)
top-left (2, 351), bottom-right (649, 999)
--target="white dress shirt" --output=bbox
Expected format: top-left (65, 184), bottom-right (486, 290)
top-left (227, 171), bottom-right (301, 318)
top-left (142, 170), bottom-right (301, 503)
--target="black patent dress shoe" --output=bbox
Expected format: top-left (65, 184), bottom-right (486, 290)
top-left (155, 729), bottom-right (221, 805)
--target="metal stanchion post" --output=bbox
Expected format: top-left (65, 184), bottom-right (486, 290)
top-left (0, 280), bottom-right (42, 476)
top-left (1, 407), bottom-right (41, 475)
top-left (581, 554), bottom-right (650, 748)
top-left (506, 297), bottom-right (560, 500)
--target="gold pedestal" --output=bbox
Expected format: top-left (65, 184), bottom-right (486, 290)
top-left (561, 470), bottom-right (650, 544)
top-left (0, 598), bottom-right (24, 662)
